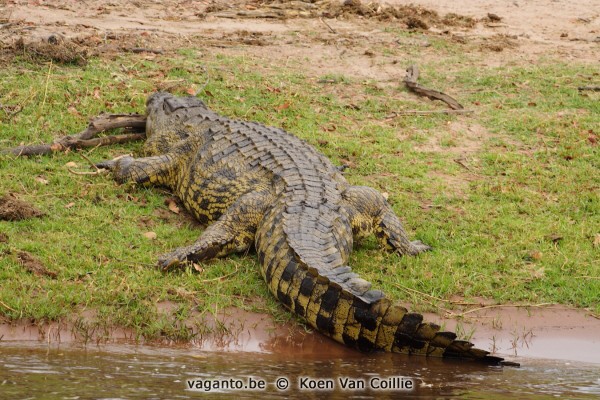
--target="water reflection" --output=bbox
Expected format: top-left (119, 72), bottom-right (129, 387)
top-left (1, 342), bottom-right (599, 399)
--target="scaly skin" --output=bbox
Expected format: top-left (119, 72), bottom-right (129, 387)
top-left (98, 92), bottom-right (505, 364)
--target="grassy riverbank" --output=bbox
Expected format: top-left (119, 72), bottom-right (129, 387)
top-left (1, 25), bottom-right (598, 340)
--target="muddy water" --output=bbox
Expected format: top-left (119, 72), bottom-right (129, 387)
top-left (1, 342), bottom-right (599, 399)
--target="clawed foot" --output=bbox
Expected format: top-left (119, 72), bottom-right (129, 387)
top-left (408, 240), bottom-right (432, 255)
top-left (157, 251), bottom-right (186, 271)
top-left (95, 155), bottom-right (134, 171)
top-left (95, 159), bottom-right (118, 171)
top-left (157, 246), bottom-right (202, 272)
top-left (95, 155), bottom-right (134, 183)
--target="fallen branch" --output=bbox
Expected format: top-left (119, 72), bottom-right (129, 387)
top-left (403, 65), bottom-right (465, 110)
top-left (3, 113), bottom-right (146, 157)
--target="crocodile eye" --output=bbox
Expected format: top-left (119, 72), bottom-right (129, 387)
top-left (177, 131), bottom-right (190, 140)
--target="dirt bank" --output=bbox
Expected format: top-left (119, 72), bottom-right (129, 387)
top-left (2, 303), bottom-right (599, 363)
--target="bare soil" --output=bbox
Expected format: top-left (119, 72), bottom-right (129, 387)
top-left (0, 193), bottom-right (44, 221)
top-left (1, 0), bottom-right (599, 362)
top-left (16, 250), bottom-right (58, 278)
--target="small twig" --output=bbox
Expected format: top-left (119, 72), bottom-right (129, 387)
top-left (319, 17), bottom-right (336, 34)
top-left (78, 151), bottom-right (102, 172)
top-left (68, 168), bottom-right (108, 176)
top-left (403, 65), bottom-right (465, 110)
top-left (0, 299), bottom-right (16, 312)
top-left (126, 47), bottom-right (164, 54)
top-left (193, 65), bottom-right (210, 97)
top-left (453, 158), bottom-right (472, 171)
top-left (394, 284), bottom-right (448, 312)
top-left (41, 60), bottom-right (53, 110)
top-left (392, 282), bottom-right (480, 307)
top-left (199, 264), bottom-right (240, 283)
top-left (211, 10), bottom-right (284, 19)
top-left (577, 86), bottom-right (600, 92)
top-left (448, 302), bottom-right (554, 318)
top-left (387, 109), bottom-right (473, 118)
top-left (393, 282), bottom-right (447, 303)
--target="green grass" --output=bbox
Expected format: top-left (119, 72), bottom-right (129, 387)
top-left (0, 43), bottom-right (598, 341)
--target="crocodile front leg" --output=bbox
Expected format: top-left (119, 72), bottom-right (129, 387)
top-left (342, 186), bottom-right (431, 256)
top-left (96, 154), bottom-right (177, 186)
top-left (158, 190), bottom-right (273, 269)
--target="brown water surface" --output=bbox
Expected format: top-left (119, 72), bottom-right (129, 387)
top-left (2, 305), bottom-right (600, 398)
top-left (1, 340), bottom-right (599, 399)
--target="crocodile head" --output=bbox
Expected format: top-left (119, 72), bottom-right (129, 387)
top-left (142, 92), bottom-right (210, 155)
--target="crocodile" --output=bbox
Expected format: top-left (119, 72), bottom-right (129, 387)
top-left (98, 92), bottom-right (505, 364)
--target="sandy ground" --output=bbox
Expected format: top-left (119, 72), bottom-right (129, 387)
top-left (1, 0), bottom-right (599, 363)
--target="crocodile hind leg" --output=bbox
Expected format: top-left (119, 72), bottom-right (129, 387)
top-left (341, 186), bottom-right (431, 256)
top-left (158, 190), bottom-right (273, 269)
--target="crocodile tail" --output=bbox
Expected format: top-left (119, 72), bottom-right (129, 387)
top-left (255, 195), bottom-right (504, 364)
top-left (346, 296), bottom-right (504, 364)
top-left (308, 272), bottom-right (502, 364)
top-left (256, 229), bottom-right (503, 364)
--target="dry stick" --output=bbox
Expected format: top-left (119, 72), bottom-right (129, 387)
top-left (453, 158), bottom-right (472, 171)
top-left (78, 152), bottom-right (102, 171)
top-left (199, 263), bottom-right (240, 283)
top-left (3, 114), bottom-right (146, 157)
top-left (393, 283), bottom-right (451, 314)
top-left (403, 64), bottom-right (466, 110)
top-left (393, 282), bottom-right (480, 307)
top-left (449, 302), bottom-right (554, 318)
top-left (319, 17), bottom-right (337, 34)
top-left (41, 61), bottom-right (53, 110)
top-left (193, 65), bottom-right (210, 97)
top-left (68, 168), bottom-right (108, 176)
top-left (577, 86), bottom-right (600, 92)
top-left (387, 109), bottom-right (473, 117)
top-left (212, 10), bottom-right (283, 19)
top-left (127, 47), bottom-right (164, 54)
top-left (0, 299), bottom-right (16, 312)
